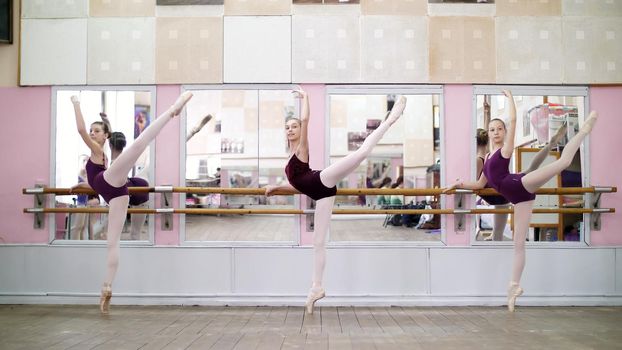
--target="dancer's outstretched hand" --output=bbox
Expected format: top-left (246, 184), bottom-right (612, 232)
top-left (292, 88), bottom-right (307, 99)
top-left (502, 89), bottom-right (513, 98)
top-left (264, 185), bottom-right (278, 197)
top-left (442, 179), bottom-right (463, 194)
top-left (70, 95), bottom-right (80, 104)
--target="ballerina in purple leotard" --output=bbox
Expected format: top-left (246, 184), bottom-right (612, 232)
top-left (264, 88), bottom-right (407, 314)
top-left (447, 90), bottom-right (598, 312)
top-left (71, 91), bottom-right (193, 314)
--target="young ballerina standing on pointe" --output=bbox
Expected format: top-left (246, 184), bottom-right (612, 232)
top-left (446, 90), bottom-right (597, 311)
top-left (265, 88), bottom-right (407, 313)
top-left (71, 91), bottom-right (193, 313)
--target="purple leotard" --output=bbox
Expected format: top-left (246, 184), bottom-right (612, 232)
top-left (85, 159), bottom-right (128, 203)
top-left (477, 157), bottom-right (509, 205)
top-left (285, 154), bottom-right (337, 201)
top-left (127, 177), bottom-right (149, 205)
top-left (483, 149), bottom-right (535, 204)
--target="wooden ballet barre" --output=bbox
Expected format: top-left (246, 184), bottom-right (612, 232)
top-left (22, 186), bottom-right (617, 196)
top-left (23, 207), bottom-right (614, 215)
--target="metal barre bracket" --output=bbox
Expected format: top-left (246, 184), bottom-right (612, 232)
top-left (590, 192), bottom-right (603, 231)
top-left (154, 186), bottom-right (174, 193)
top-left (33, 184), bottom-right (45, 229)
top-left (160, 185), bottom-right (173, 231)
top-left (454, 193), bottom-right (466, 231)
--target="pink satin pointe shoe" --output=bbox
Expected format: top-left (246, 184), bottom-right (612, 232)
top-left (100, 284), bottom-right (112, 314)
top-left (507, 282), bottom-right (523, 312)
top-left (305, 287), bottom-right (325, 314)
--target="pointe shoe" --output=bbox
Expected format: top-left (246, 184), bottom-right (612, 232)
top-left (100, 284), bottom-right (112, 314)
top-left (386, 96), bottom-right (407, 124)
top-left (580, 111), bottom-right (598, 134)
top-left (305, 287), bottom-right (325, 314)
top-left (170, 91), bottom-right (193, 116)
top-left (550, 122), bottom-right (567, 145)
top-left (70, 95), bottom-right (79, 104)
top-left (507, 282), bottom-right (523, 312)
top-left (200, 114), bottom-right (213, 127)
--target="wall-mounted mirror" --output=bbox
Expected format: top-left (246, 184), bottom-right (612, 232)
top-left (182, 87), bottom-right (298, 243)
top-left (473, 87), bottom-right (588, 244)
top-left (53, 88), bottom-right (156, 242)
top-left (327, 87), bottom-right (443, 243)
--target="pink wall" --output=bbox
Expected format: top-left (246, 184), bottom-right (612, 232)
top-left (154, 85), bottom-right (182, 245)
top-left (588, 86), bottom-right (622, 245)
top-left (443, 85), bottom-right (474, 246)
top-left (0, 84), bottom-right (619, 246)
top-left (0, 87), bottom-right (51, 243)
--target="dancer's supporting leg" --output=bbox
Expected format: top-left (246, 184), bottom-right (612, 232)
top-left (507, 200), bottom-right (532, 311)
top-left (306, 196), bottom-right (334, 314)
top-left (304, 96), bottom-right (407, 314)
top-left (98, 91), bottom-right (192, 313)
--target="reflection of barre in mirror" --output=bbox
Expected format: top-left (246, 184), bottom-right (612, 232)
top-left (69, 91), bottom-right (193, 314)
top-left (264, 87), bottom-right (408, 314)
top-left (24, 206), bottom-right (615, 215)
top-left (24, 185), bottom-right (617, 196)
top-left (445, 90), bottom-right (599, 312)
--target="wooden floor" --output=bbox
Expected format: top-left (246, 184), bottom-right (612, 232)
top-left (1, 305), bottom-right (620, 349)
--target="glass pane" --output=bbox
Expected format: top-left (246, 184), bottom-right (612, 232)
top-left (54, 89), bottom-right (154, 241)
top-left (184, 89), bottom-right (297, 242)
top-left (328, 92), bottom-right (442, 242)
top-left (474, 92), bottom-right (586, 243)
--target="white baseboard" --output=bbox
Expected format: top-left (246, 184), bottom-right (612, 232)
top-left (2, 294), bottom-right (622, 307)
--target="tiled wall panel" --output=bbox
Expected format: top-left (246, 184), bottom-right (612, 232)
top-left (224, 0), bottom-right (290, 15)
top-left (224, 16), bottom-right (291, 83)
top-left (20, 19), bottom-right (87, 85)
top-left (563, 17), bottom-right (622, 84)
top-left (22, 0), bottom-right (88, 18)
top-left (562, 0), bottom-right (622, 17)
top-left (360, 0), bottom-right (427, 16)
top-left (496, 17), bottom-right (563, 84)
top-left (496, 0), bottom-right (562, 17)
top-left (360, 16), bottom-right (428, 83)
top-left (156, 17), bottom-right (223, 83)
top-left (429, 17), bottom-right (495, 83)
top-left (90, 0), bottom-right (156, 17)
top-left (292, 15), bottom-right (360, 83)
top-left (88, 18), bottom-right (155, 84)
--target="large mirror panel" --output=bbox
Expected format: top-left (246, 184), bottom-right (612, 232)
top-left (54, 88), bottom-right (155, 242)
top-left (183, 88), bottom-right (298, 242)
top-left (473, 87), bottom-right (587, 243)
top-left (327, 88), bottom-right (443, 243)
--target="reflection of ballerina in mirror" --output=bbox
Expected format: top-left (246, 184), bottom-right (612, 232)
top-left (186, 114), bottom-right (213, 142)
top-left (264, 88), bottom-right (407, 314)
top-left (70, 91), bottom-right (193, 314)
top-left (96, 113), bottom-right (151, 241)
top-left (446, 90), bottom-right (597, 312)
